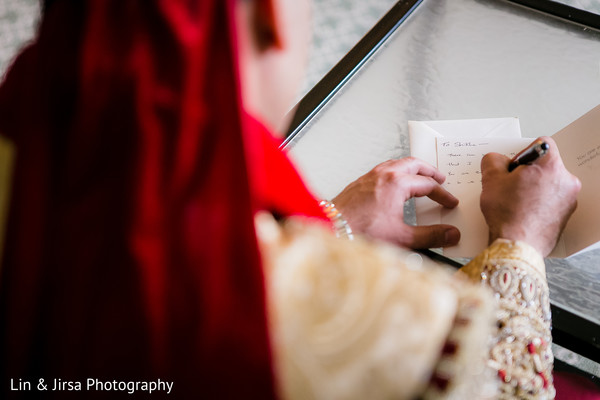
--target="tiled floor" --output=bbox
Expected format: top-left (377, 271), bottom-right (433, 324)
top-left (557, 0), bottom-right (600, 12)
top-left (0, 0), bottom-right (39, 80)
top-left (302, 0), bottom-right (396, 96)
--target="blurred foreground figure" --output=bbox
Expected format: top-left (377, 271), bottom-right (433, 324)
top-left (0, 0), bottom-right (585, 399)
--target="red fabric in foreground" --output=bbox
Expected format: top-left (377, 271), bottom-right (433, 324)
top-left (555, 371), bottom-right (600, 400)
top-left (0, 0), bottom-right (323, 398)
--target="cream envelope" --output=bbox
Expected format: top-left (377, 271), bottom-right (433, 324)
top-left (409, 107), bottom-right (600, 259)
top-left (409, 118), bottom-right (522, 231)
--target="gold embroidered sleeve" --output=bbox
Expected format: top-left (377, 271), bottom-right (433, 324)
top-left (257, 214), bottom-right (498, 400)
top-left (459, 239), bottom-right (555, 399)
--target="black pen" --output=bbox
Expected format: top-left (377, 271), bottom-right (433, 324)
top-left (508, 139), bottom-right (550, 172)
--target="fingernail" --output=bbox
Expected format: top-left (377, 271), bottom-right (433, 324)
top-left (445, 228), bottom-right (460, 246)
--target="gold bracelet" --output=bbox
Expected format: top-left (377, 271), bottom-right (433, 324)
top-left (319, 200), bottom-right (354, 240)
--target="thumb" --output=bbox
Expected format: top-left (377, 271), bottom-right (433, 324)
top-left (481, 152), bottom-right (510, 177)
top-left (400, 224), bottom-right (461, 249)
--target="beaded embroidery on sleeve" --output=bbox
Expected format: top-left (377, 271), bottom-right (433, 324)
top-left (460, 239), bottom-right (555, 399)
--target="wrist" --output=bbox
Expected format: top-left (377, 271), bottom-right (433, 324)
top-left (488, 227), bottom-right (551, 258)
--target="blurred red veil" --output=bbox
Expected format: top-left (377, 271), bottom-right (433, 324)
top-left (0, 0), bottom-right (323, 397)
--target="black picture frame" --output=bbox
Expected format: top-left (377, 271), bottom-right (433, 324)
top-left (284, 0), bottom-right (600, 366)
top-left (284, 0), bottom-right (600, 146)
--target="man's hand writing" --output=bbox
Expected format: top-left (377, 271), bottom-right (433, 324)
top-left (480, 136), bottom-right (581, 257)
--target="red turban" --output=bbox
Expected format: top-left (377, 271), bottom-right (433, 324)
top-left (0, 0), bottom-right (323, 397)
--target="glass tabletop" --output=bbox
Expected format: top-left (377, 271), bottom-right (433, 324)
top-left (285, 0), bottom-right (600, 361)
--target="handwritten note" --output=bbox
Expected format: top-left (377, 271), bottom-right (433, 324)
top-left (436, 137), bottom-right (531, 257)
top-left (410, 106), bottom-right (600, 258)
top-left (575, 144), bottom-right (600, 168)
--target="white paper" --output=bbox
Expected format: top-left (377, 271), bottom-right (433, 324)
top-left (409, 106), bottom-right (600, 259)
top-left (409, 117), bottom-right (523, 257)
top-left (436, 137), bottom-right (531, 257)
